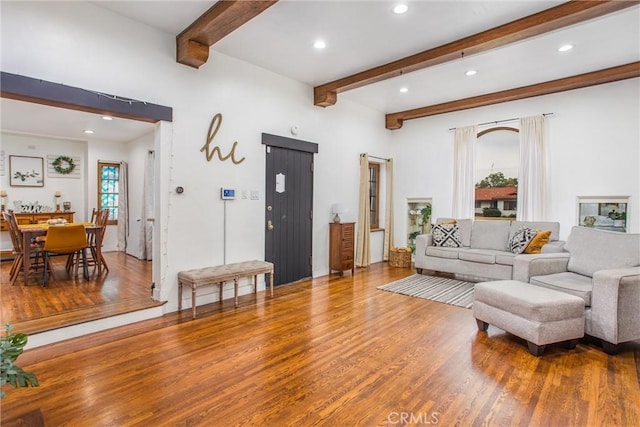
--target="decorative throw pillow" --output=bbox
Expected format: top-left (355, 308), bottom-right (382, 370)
top-left (432, 224), bottom-right (462, 248)
top-left (524, 230), bottom-right (552, 254)
top-left (509, 227), bottom-right (538, 254)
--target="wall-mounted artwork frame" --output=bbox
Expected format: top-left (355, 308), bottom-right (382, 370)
top-left (577, 196), bottom-right (629, 233)
top-left (9, 155), bottom-right (44, 187)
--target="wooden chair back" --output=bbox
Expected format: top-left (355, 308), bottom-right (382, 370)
top-left (3, 210), bottom-right (24, 253)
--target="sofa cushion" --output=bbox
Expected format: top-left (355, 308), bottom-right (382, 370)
top-left (524, 230), bottom-right (551, 254)
top-left (459, 250), bottom-right (495, 264)
top-left (495, 252), bottom-right (516, 266)
top-left (470, 220), bottom-right (511, 251)
top-left (530, 272), bottom-right (593, 306)
top-left (432, 224), bottom-right (462, 247)
top-left (425, 246), bottom-right (460, 260)
top-left (436, 218), bottom-right (472, 246)
top-left (509, 227), bottom-right (537, 253)
top-left (510, 221), bottom-right (560, 242)
top-left (565, 226), bottom-right (640, 278)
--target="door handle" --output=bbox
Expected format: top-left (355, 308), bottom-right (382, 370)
top-left (267, 220), bottom-right (274, 231)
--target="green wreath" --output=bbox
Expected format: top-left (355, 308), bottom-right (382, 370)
top-left (52, 155), bottom-right (76, 175)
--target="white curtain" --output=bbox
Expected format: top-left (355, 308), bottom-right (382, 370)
top-left (383, 159), bottom-right (394, 261)
top-left (355, 154), bottom-right (370, 267)
top-left (517, 115), bottom-right (547, 221)
top-left (139, 150), bottom-right (155, 260)
top-left (117, 161), bottom-right (129, 252)
top-left (452, 125), bottom-right (478, 218)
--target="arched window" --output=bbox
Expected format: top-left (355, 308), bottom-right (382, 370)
top-left (475, 127), bottom-right (519, 220)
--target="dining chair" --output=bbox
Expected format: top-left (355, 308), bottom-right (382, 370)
top-left (3, 210), bottom-right (51, 285)
top-left (70, 209), bottom-right (109, 273)
top-left (42, 224), bottom-right (89, 286)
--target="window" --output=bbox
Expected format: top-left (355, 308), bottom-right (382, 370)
top-left (369, 162), bottom-right (380, 229)
top-left (98, 161), bottom-right (119, 225)
top-left (503, 200), bottom-right (517, 211)
top-left (475, 127), bottom-right (519, 220)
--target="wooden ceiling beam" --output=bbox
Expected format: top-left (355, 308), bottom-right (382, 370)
top-left (177, 0), bottom-right (278, 68)
top-left (385, 62), bottom-right (640, 130)
top-left (314, 0), bottom-right (638, 107)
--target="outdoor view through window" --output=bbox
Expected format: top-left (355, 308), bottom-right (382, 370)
top-left (475, 128), bottom-right (519, 219)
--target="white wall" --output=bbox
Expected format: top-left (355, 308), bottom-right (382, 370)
top-left (391, 78), bottom-right (640, 241)
top-left (0, 2), bottom-right (391, 310)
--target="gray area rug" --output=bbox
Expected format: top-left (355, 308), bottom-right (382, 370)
top-left (377, 274), bottom-right (475, 309)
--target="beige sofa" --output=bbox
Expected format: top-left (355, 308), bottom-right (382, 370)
top-left (415, 218), bottom-right (563, 281)
top-left (513, 226), bottom-right (640, 353)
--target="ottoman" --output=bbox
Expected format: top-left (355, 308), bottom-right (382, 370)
top-left (473, 280), bottom-right (585, 356)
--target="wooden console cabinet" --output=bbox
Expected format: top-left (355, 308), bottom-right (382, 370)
top-left (329, 222), bottom-right (355, 276)
top-left (0, 211), bottom-right (75, 231)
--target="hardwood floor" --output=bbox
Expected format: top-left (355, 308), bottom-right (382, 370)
top-left (1, 263), bottom-right (639, 426)
top-left (0, 252), bottom-right (159, 335)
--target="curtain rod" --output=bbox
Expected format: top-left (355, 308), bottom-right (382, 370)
top-left (362, 153), bottom-right (391, 161)
top-left (448, 112), bottom-right (554, 132)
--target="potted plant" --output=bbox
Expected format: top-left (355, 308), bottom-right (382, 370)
top-left (608, 210), bottom-right (625, 228)
top-left (1, 323), bottom-right (39, 398)
top-left (420, 204), bottom-right (432, 234)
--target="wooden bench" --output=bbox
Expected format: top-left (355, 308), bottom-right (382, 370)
top-left (178, 260), bottom-right (274, 319)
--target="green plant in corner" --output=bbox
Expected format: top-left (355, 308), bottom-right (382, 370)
top-left (420, 204), bottom-right (432, 225)
top-left (1, 324), bottom-right (39, 398)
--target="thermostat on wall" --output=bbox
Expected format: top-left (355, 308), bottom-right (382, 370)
top-left (221, 188), bottom-right (236, 200)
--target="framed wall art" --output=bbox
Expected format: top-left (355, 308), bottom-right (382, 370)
top-left (9, 155), bottom-right (44, 187)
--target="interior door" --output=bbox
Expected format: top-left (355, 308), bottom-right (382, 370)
top-left (263, 133), bottom-right (318, 286)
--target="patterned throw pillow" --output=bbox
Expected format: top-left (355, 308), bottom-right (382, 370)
top-left (432, 224), bottom-right (462, 248)
top-left (509, 227), bottom-right (538, 254)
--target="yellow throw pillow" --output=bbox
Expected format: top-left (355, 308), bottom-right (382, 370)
top-left (524, 230), bottom-right (551, 254)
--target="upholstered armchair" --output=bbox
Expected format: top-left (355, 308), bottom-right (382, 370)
top-left (513, 226), bottom-right (640, 353)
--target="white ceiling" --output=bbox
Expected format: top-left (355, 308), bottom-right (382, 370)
top-left (2, 1), bottom-right (639, 141)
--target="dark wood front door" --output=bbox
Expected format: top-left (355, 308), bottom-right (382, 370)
top-left (263, 133), bottom-right (318, 286)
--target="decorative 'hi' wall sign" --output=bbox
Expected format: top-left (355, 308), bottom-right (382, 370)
top-left (200, 113), bottom-right (245, 165)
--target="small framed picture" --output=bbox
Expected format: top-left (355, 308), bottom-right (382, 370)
top-left (9, 155), bottom-right (44, 187)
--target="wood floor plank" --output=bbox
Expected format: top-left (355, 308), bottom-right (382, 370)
top-left (1, 252), bottom-right (155, 334)
top-left (1, 263), bottom-right (638, 426)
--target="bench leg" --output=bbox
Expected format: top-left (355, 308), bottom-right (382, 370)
top-left (269, 270), bottom-right (274, 298)
top-left (254, 274), bottom-right (258, 294)
top-left (234, 276), bottom-right (239, 308)
top-left (192, 284), bottom-right (197, 319)
top-left (178, 281), bottom-right (183, 312)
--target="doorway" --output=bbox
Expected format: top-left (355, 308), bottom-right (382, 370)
top-left (263, 133), bottom-right (318, 286)
top-left (0, 73), bottom-right (170, 332)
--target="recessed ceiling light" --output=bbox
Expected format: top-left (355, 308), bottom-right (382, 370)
top-left (399, 87), bottom-right (409, 93)
top-left (313, 40), bottom-right (326, 49)
top-left (393, 4), bottom-right (408, 14)
top-left (101, 116), bottom-right (113, 121)
top-left (557, 44), bottom-right (573, 52)
top-left (465, 69), bottom-right (477, 76)
top-left (83, 130), bottom-right (94, 134)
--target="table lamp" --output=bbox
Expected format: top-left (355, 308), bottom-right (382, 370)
top-left (331, 203), bottom-right (344, 223)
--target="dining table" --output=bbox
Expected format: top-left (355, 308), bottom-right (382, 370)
top-left (19, 222), bottom-right (105, 285)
